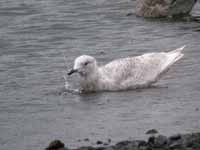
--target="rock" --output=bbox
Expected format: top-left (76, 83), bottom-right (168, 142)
top-left (103, 143), bottom-right (109, 146)
top-left (169, 140), bottom-right (183, 149)
top-left (46, 140), bottom-right (65, 150)
top-left (154, 135), bottom-right (168, 147)
top-left (169, 134), bottom-right (181, 141)
top-left (76, 146), bottom-right (95, 150)
top-left (96, 141), bottom-right (103, 145)
top-left (96, 147), bottom-right (106, 150)
top-left (135, 0), bottom-right (197, 18)
top-left (145, 129), bottom-right (159, 135)
top-left (126, 12), bottom-right (134, 16)
top-left (148, 136), bottom-right (155, 145)
top-left (115, 140), bottom-right (131, 147)
top-left (169, 0), bottom-right (197, 17)
top-left (137, 140), bottom-right (148, 150)
top-left (108, 139), bottom-right (111, 143)
top-left (84, 138), bottom-right (90, 142)
top-left (46, 132), bottom-right (200, 150)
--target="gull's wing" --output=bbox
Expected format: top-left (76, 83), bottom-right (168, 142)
top-left (99, 47), bottom-right (184, 88)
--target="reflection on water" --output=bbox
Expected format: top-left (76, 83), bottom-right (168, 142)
top-left (0, 0), bottom-right (200, 150)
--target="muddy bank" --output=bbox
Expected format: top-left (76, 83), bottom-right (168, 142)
top-left (46, 132), bottom-right (200, 150)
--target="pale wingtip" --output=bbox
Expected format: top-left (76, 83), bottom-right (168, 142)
top-left (180, 45), bottom-right (186, 50)
top-left (169, 45), bottom-right (186, 54)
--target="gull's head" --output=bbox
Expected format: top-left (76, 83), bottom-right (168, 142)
top-left (68, 55), bottom-right (97, 76)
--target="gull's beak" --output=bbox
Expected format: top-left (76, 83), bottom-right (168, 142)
top-left (67, 69), bottom-right (78, 75)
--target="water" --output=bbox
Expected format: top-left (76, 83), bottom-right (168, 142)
top-left (0, 0), bottom-right (200, 150)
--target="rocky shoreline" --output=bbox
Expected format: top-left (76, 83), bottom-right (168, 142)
top-left (46, 132), bottom-right (200, 150)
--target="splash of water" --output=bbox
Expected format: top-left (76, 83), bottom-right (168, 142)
top-left (63, 74), bottom-right (82, 94)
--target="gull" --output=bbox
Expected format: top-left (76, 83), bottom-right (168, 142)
top-left (67, 46), bottom-right (185, 92)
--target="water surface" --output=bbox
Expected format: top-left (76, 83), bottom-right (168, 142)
top-left (0, 0), bottom-right (200, 150)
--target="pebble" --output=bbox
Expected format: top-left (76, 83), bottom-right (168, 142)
top-left (96, 141), bottom-right (103, 145)
top-left (169, 134), bottom-right (181, 141)
top-left (126, 12), bottom-right (134, 16)
top-left (103, 143), bottom-right (109, 146)
top-left (145, 129), bottom-right (158, 135)
top-left (46, 140), bottom-right (65, 150)
top-left (84, 138), bottom-right (90, 142)
top-left (154, 135), bottom-right (168, 147)
top-left (169, 140), bottom-right (182, 149)
top-left (108, 139), bottom-right (111, 143)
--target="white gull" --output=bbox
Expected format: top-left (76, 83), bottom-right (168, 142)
top-left (67, 46), bottom-right (185, 92)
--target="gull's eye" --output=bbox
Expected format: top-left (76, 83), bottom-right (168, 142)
top-left (84, 62), bottom-right (89, 66)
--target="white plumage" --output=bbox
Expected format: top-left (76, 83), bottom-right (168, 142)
top-left (67, 46), bottom-right (185, 92)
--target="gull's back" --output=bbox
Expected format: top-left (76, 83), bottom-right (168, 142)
top-left (98, 50), bottom-right (183, 90)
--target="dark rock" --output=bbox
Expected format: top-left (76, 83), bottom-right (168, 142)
top-left (103, 143), bottom-right (109, 146)
top-left (96, 147), bottom-right (106, 150)
top-left (169, 134), bottom-right (181, 142)
top-left (148, 136), bottom-right (155, 145)
top-left (126, 12), bottom-right (134, 16)
top-left (108, 139), bottom-right (111, 143)
top-left (46, 140), bottom-right (65, 150)
top-left (46, 132), bottom-right (200, 150)
top-left (76, 146), bottom-right (95, 150)
top-left (138, 140), bottom-right (147, 147)
top-left (169, 140), bottom-right (183, 149)
top-left (99, 51), bottom-right (106, 55)
top-left (116, 140), bottom-right (131, 147)
top-left (96, 141), bottom-right (103, 145)
top-left (138, 140), bottom-right (148, 150)
top-left (146, 129), bottom-right (158, 135)
top-left (84, 138), bottom-right (90, 142)
top-left (115, 141), bottom-right (139, 150)
top-left (154, 135), bottom-right (168, 147)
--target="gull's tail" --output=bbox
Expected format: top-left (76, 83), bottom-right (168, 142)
top-left (167, 45), bottom-right (185, 63)
top-left (160, 46), bottom-right (185, 73)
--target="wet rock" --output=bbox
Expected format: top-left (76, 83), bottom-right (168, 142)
top-left (46, 132), bottom-right (200, 150)
top-left (135, 0), bottom-right (197, 18)
top-left (96, 141), bottom-right (103, 145)
top-left (145, 129), bottom-right (158, 135)
top-left (169, 134), bottom-right (181, 141)
top-left (137, 140), bottom-right (148, 150)
top-left (126, 12), bottom-right (134, 16)
top-left (103, 143), bottom-right (109, 146)
top-left (76, 146), bottom-right (96, 150)
top-left (115, 140), bottom-right (131, 147)
top-left (84, 138), bottom-right (90, 142)
top-left (148, 136), bottom-right (155, 145)
top-left (96, 147), bottom-right (107, 150)
top-left (46, 140), bottom-right (65, 150)
top-left (99, 51), bottom-right (106, 55)
top-left (169, 140), bottom-right (183, 149)
top-left (154, 135), bottom-right (168, 147)
top-left (108, 139), bottom-right (111, 143)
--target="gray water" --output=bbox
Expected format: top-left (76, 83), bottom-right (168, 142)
top-left (1, 0), bottom-right (200, 150)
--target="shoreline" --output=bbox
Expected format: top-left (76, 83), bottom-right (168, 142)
top-left (46, 132), bottom-right (200, 150)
